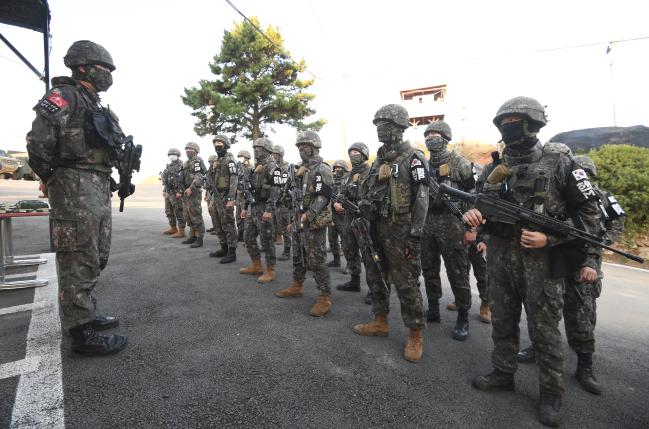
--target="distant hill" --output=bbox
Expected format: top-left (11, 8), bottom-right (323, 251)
top-left (549, 125), bottom-right (649, 152)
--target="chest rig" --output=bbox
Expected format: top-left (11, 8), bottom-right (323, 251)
top-left (214, 153), bottom-right (235, 191)
top-left (365, 145), bottom-right (415, 221)
top-left (342, 164), bottom-right (369, 203)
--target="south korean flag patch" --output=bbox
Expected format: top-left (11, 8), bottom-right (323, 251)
top-left (571, 168), bottom-right (588, 181)
top-left (410, 157), bottom-right (426, 183)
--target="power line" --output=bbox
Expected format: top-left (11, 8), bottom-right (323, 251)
top-left (528, 35), bottom-right (649, 54)
top-left (222, 0), bottom-right (333, 83)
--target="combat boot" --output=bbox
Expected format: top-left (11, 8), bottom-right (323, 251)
top-left (480, 300), bottom-right (491, 323)
top-left (517, 346), bottom-right (536, 364)
top-left (337, 274), bottom-right (361, 292)
top-left (209, 243), bottom-right (228, 258)
top-left (163, 226), bottom-right (177, 235)
top-left (327, 254), bottom-right (341, 268)
top-left (69, 323), bottom-right (128, 356)
top-left (276, 234), bottom-right (284, 245)
top-left (240, 257), bottom-right (263, 275)
top-left (90, 315), bottom-right (119, 331)
top-left (278, 246), bottom-right (291, 261)
top-left (537, 390), bottom-right (562, 428)
top-left (309, 295), bottom-right (332, 317)
top-left (219, 247), bottom-right (237, 264)
top-left (190, 236), bottom-right (203, 248)
top-left (352, 314), bottom-right (389, 337)
top-left (257, 264), bottom-right (276, 284)
top-left (575, 352), bottom-right (602, 395)
top-left (426, 299), bottom-right (440, 323)
top-left (452, 308), bottom-right (469, 341)
top-left (181, 236), bottom-right (196, 245)
top-left (276, 281), bottom-right (304, 298)
top-left (472, 369), bottom-right (515, 391)
top-left (364, 290), bottom-right (373, 305)
top-left (403, 328), bottom-right (423, 363)
top-left (447, 302), bottom-right (457, 311)
top-left (171, 227), bottom-right (186, 238)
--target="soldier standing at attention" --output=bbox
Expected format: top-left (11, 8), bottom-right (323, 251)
top-left (353, 104), bottom-right (429, 363)
top-left (236, 150), bottom-right (252, 242)
top-left (275, 131), bottom-right (335, 317)
top-left (205, 154), bottom-right (218, 235)
top-left (464, 97), bottom-right (601, 427)
top-left (27, 40), bottom-right (128, 355)
top-left (326, 160), bottom-right (349, 268)
top-left (180, 142), bottom-right (207, 248)
top-left (271, 144), bottom-right (292, 261)
top-left (239, 138), bottom-right (282, 284)
top-left (420, 120), bottom-right (476, 341)
top-left (207, 134), bottom-right (239, 264)
top-left (335, 143), bottom-right (373, 305)
top-left (162, 148), bottom-right (186, 238)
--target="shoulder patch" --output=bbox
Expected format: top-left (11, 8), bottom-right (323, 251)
top-left (194, 161), bottom-right (201, 172)
top-left (411, 158), bottom-right (422, 168)
top-left (572, 168), bottom-right (588, 181)
top-left (272, 168), bottom-right (283, 186)
top-left (228, 161), bottom-right (237, 175)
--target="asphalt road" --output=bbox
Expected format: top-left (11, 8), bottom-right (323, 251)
top-left (1, 181), bottom-right (649, 428)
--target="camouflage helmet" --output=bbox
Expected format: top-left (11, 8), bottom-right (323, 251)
top-left (253, 137), bottom-right (274, 152)
top-left (64, 40), bottom-right (115, 71)
top-left (185, 142), bottom-right (200, 153)
top-left (493, 96), bottom-right (547, 128)
top-left (373, 104), bottom-right (410, 130)
top-left (574, 155), bottom-right (597, 178)
top-left (167, 148), bottom-right (181, 157)
top-left (212, 134), bottom-right (231, 148)
top-left (295, 131), bottom-right (322, 149)
top-left (271, 144), bottom-right (285, 157)
top-left (348, 142), bottom-right (369, 160)
top-left (543, 142), bottom-right (572, 156)
top-left (424, 120), bottom-right (452, 141)
top-left (208, 155), bottom-right (217, 163)
top-left (333, 159), bottom-right (349, 172)
top-left (237, 150), bottom-right (251, 159)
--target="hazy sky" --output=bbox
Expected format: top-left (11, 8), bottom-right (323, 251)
top-left (1, 0), bottom-right (648, 181)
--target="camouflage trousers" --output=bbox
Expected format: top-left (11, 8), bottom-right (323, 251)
top-left (244, 203), bottom-right (276, 265)
top-left (207, 197), bottom-right (218, 230)
top-left (467, 242), bottom-right (488, 302)
top-left (292, 226), bottom-right (331, 296)
top-left (236, 199), bottom-right (245, 240)
top-left (211, 194), bottom-right (238, 248)
top-left (487, 235), bottom-right (565, 395)
top-left (182, 191), bottom-right (204, 238)
top-left (164, 195), bottom-right (185, 228)
top-left (275, 204), bottom-right (291, 248)
top-left (367, 220), bottom-right (425, 330)
top-left (327, 212), bottom-right (344, 256)
top-left (563, 269), bottom-right (601, 355)
top-left (421, 212), bottom-right (472, 310)
top-left (48, 167), bottom-right (111, 329)
top-left (340, 213), bottom-right (362, 276)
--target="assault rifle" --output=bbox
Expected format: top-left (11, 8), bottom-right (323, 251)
top-left (429, 176), bottom-right (464, 221)
top-left (287, 164), bottom-right (308, 268)
top-left (328, 192), bottom-right (389, 294)
top-left (439, 184), bottom-right (644, 264)
top-left (115, 136), bottom-right (142, 212)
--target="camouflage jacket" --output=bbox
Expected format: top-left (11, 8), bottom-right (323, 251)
top-left (429, 150), bottom-right (475, 212)
top-left (181, 155), bottom-right (206, 192)
top-left (251, 157), bottom-right (281, 212)
top-left (294, 156), bottom-right (334, 229)
top-left (162, 160), bottom-right (184, 196)
top-left (28, 76), bottom-right (114, 182)
top-left (208, 152), bottom-right (238, 202)
top-left (341, 162), bottom-right (370, 203)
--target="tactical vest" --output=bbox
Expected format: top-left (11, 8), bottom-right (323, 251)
top-left (429, 151), bottom-right (473, 212)
top-left (301, 160), bottom-right (333, 228)
top-left (164, 161), bottom-right (183, 193)
top-left (182, 155), bottom-right (205, 190)
top-left (214, 152), bottom-right (236, 191)
top-left (342, 164), bottom-right (370, 203)
top-left (252, 160), bottom-right (276, 201)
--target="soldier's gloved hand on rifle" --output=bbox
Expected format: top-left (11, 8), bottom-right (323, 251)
top-left (463, 208), bottom-right (486, 228)
top-left (405, 236), bottom-right (422, 260)
top-left (110, 177), bottom-right (120, 192)
top-left (118, 182), bottom-right (135, 200)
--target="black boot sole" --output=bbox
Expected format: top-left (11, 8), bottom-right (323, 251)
top-left (90, 320), bottom-right (119, 331)
top-left (72, 338), bottom-right (128, 357)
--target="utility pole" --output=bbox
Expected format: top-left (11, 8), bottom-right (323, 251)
top-left (606, 42), bottom-right (618, 126)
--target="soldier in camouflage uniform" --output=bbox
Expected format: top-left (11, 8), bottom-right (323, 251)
top-left (236, 150), bottom-right (252, 242)
top-left (162, 148), bottom-right (186, 237)
top-left (421, 120), bottom-right (475, 341)
top-left (465, 97), bottom-right (601, 427)
top-left (352, 104), bottom-right (429, 363)
top-left (275, 131), bottom-right (335, 317)
top-left (205, 135), bottom-right (239, 263)
top-left (518, 155), bottom-right (625, 396)
top-left (327, 160), bottom-right (349, 268)
top-left (205, 154), bottom-right (218, 235)
top-left (239, 138), bottom-right (282, 283)
top-left (180, 142), bottom-right (207, 248)
top-left (272, 144), bottom-right (292, 260)
top-left (335, 143), bottom-right (373, 302)
top-left (27, 40), bottom-right (127, 355)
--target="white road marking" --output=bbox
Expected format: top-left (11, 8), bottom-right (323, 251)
top-left (603, 262), bottom-right (649, 274)
top-left (0, 302), bottom-right (45, 317)
top-left (0, 357), bottom-right (40, 380)
top-left (10, 253), bottom-right (64, 429)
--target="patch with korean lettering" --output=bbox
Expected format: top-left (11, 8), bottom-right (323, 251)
top-left (571, 168), bottom-right (588, 181)
top-left (272, 168), bottom-right (283, 186)
top-left (281, 171), bottom-right (288, 184)
top-left (410, 157), bottom-right (427, 183)
top-left (314, 173), bottom-right (331, 195)
top-left (194, 161), bottom-right (201, 172)
top-left (607, 195), bottom-right (625, 216)
top-left (576, 179), bottom-right (597, 199)
top-left (38, 89), bottom-right (70, 114)
top-left (228, 161), bottom-right (237, 175)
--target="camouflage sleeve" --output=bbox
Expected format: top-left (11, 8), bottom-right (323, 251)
top-left (227, 158), bottom-right (238, 201)
top-left (457, 157), bottom-right (476, 191)
top-left (264, 162), bottom-right (281, 212)
top-left (306, 164), bottom-right (333, 223)
top-left (191, 158), bottom-right (206, 191)
top-left (409, 152), bottom-right (429, 237)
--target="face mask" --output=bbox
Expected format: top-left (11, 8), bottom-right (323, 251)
top-left (214, 144), bottom-right (226, 156)
top-left (425, 136), bottom-right (447, 153)
top-left (86, 65), bottom-right (113, 92)
top-left (334, 169), bottom-right (344, 178)
top-left (254, 147), bottom-right (266, 161)
top-left (349, 153), bottom-right (365, 166)
top-left (299, 146), bottom-right (312, 162)
top-left (376, 122), bottom-right (403, 145)
top-left (169, 155), bottom-right (178, 162)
